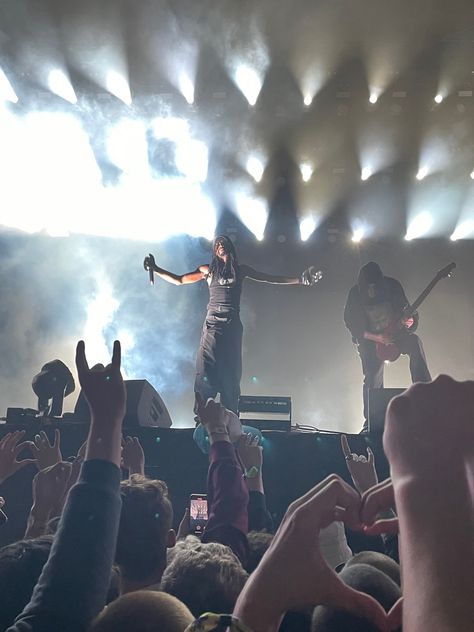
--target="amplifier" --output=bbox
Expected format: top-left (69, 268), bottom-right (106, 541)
top-left (238, 395), bottom-right (292, 432)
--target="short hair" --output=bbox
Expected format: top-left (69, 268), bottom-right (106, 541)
top-left (91, 590), bottom-right (193, 632)
top-left (0, 536), bottom-right (53, 630)
top-left (311, 563), bottom-right (401, 632)
top-left (161, 536), bottom-right (248, 617)
top-left (116, 475), bottom-right (174, 581)
top-left (344, 551), bottom-right (401, 587)
top-left (245, 531), bottom-right (274, 573)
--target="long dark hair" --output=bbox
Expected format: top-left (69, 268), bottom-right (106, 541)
top-left (208, 235), bottom-right (239, 282)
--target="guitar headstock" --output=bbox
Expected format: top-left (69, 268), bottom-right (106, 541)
top-left (436, 262), bottom-right (456, 280)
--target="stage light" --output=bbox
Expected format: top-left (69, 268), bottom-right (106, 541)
top-left (450, 219), bottom-right (474, 241)
top-left (352, 228), bottom-right (364, 243)
top-left (178, 72), bottom-right (195, 105)
top-left (47, 69), bottom-right (77, 104)
top-left (369, 93), bottom-right (378, 104)
top-left (106, 70), bottom-right (132, 105)
top-left (246, 156), bottom-right (265, 182)
top-left (234, 65), bottom-right (262, 106)
top-left (300, 163), bottom-right (313, 182)
top-left (303, 93), bottom-right (313, 106)
top-left (106, 118), bottom-right (148, 175)
top-left (175, 139), bottom-right (208, 182)
top-left (0, 68), bottom-right (18, 103)
top-left (416, 166), bottom-right (428, 181)
top-left (235, 195), bottom-right (268, 241)
top-left (470, 170), bottom-right (474, 180)
top-left (361, 167), bottom-right (372, 181)
top-left (151, 117), bottom-right (189, 142)
top-left (405, 212), bottom-right (433, 240)
top-left (300, 216), bottom-right (317, 242)
top-left (434, 94), bottom-right (444, 104)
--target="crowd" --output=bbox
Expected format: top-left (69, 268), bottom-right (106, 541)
top-left (0, 339), bottom-right (473, 631)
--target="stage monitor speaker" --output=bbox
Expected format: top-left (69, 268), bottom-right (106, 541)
top-left (368, 388), bottom-right (405, 433)
top-left (238, 395), bottom-right (292, 432)
top-left (74, 379), bottom-right (172, 428)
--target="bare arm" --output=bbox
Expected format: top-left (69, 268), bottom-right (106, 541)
top-left (241, 264), bottom-right (301, 285)
top-left (144, 254), bottom-right (208, 286)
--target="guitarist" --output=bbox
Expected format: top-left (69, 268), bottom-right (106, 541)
top-left (344, 261), bottom-right (431, 428)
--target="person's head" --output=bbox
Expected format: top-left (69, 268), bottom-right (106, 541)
top-left (311, 563), bottom-right (401, 632)
top-left (161, 536), bottom-right (248, 617)
top-left (344, 551), bottom-right (401, 587)
top-left (92, 590), bottom-right (193, 632)
top-left (0, 536), bottom-right (53, 630)
top-left (209, 235), bottom-right (238, 281)
top-left (357, 262), bottom-right (385, 302)
top-left (245, 530), bottom-right (274, 573)
top-left (116, 475), bottom-right (175, 587)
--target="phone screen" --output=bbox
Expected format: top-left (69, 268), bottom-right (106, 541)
top-left (189, 494), bottom-right (208, 535)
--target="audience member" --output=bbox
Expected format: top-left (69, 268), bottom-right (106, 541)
top-left (91, 590), bottom-right (193, 632)
top-left (121, 436), bottom-right (145, 476)
top-left (161, 536), bottom-right (248, 617)
top-left (115, 474), bottom-right (175, 594)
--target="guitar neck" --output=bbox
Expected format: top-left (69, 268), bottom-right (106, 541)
top-left (406, 275), bottom-right (446, 316)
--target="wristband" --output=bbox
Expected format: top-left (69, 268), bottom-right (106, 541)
top-left (243, 466), bottom-right (260, 479)
top-left (185, 613), bottom-right (254, 632)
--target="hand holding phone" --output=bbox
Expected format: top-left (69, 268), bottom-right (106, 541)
top-left (189, 493), bottom-right (208, 536)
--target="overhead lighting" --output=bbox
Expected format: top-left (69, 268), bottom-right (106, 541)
top-left (416, 166), bottom-right (428, 181)
top-left (178, 72), bottom-right (195, 105)
top-left (47, 69), bottom-right (77, 104)
top-left (234, 65), bottom-right (263, 106)
top-left (105, 70), bottom-right (132, 105)
top-left (369, 93), bottom-right (379, 104)
top-left (300, 163), bottom-right (313, 182)
top-left (470, 170), bottom-right (474, 180)
top-left (361, 167), bottom-right (372, 181)
top-left (450, 219), bottom-right (474, 241)
top-left (299, 216), bottom-right (317, 241)
top-left (303, 94), bottom-right (313, 106)
top-left (0, 68), bottom-right (18, 103)
top-left (235, 195), bottom-right (268, 240)
top-left (352, 228), bottom-right (364, 243)
top-left (405, 212), bottom-right (433, 240)
top-left (246, 156), bottom-right (265, 182)
top-left (434, 94), bottom-right (444, 104)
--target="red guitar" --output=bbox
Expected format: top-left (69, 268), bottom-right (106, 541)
top-left (365, 263), bottom-right (456, 362)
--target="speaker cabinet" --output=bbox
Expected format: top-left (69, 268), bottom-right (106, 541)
top-left (74, 379), bottom-right (172, 428)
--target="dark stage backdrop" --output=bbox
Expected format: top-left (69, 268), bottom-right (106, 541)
top-left (0, 232), bottom-right (472, 433)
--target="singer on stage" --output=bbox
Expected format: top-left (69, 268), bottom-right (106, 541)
top-left (144, 236), bottom-right (320, 415)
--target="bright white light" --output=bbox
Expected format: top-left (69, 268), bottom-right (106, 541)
top-left (83, 276), bottom-right (120, 367)
top-left (151, 117), bottom-right (189, 143)
top-left (416, 166), bottom-right (428, 181)
top-left (361, 167), bottom-right (372, 181)
top-left (106, 118), bottom-right (149, 175)
top-left (303, 93), bottom-right (313, 106)
top-left (470, 170), bottom-right (474, 180)
top-left (450, 219), bottom-right (474, 241)
top-left (434, 94), bottom-right (444, 104)
top-left (246, 156), bottom-right (265, 183)
top-left (300, 163), bottom-right (313, 182)
top-left (178, 72), bottom-right (195, 105)
top-left (405, 212), bottom-right (433, 240)
top-left (369, 93), bottom-right (379, 104)
top-left (235, 196), bottom-right (268, 240)
top-left (300, 216), bottom-right (317, 241)
top-left (234, 65), bottom-right (262, 106)
top-left (0, 68), bottom-right (18, 103)
top-left (352, 228), bottom-right (365, 243)
top-left (175, 139), bottom-right (208, 182)
top-left (106, 70), bottom-right (132, 105)
top-left (47, 69), bottom-right (77, 104)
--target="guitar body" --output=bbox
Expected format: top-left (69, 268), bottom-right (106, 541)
top-left (376, 341), bottom-right (401, 362)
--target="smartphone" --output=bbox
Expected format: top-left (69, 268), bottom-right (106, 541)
top-left (189, 493), bottom-right (208, 536)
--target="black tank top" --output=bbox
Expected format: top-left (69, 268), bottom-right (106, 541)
top-left (206, 267), bottom-right (243, 315)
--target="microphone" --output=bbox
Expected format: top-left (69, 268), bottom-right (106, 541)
top-left (144, 253), bottom-right (154, 285)
top-left (149, 264), bottom-right (154, 286)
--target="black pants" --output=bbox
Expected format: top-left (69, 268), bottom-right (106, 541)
top-left (358, 332), bottom-right (431, 422)
top-left (194, 313), bottom-right (243, 414)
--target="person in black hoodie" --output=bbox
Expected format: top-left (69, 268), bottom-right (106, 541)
top-left (344, 262), bottom-right (431, 427)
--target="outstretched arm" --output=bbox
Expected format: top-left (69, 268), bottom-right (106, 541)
top-left (241, 264), bottom-right (301, 285)
top-left (144, 254), bottom-right (208, 286)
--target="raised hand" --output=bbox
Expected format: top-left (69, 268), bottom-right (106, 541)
top-left (234, 474), bottom-right (389, 632)
top-left (360, 478), bottom-right (399, 536)
top-left (195, 393), bottom-right (234, 444)
top-left (75, 340), bottom-right (126, 426)
top-left (28, 429), bottom-right (62, 471)
top-left (121, 436), bottom-right (145, 476)
top-left (341, 434), bottom-right (378, 495)
top-left (237, 433), bottom-right (262, 473)
top-left (75, 340), bottom-right (126, 466)
top-left (143, 253), bottom-right (156, 272)
top-left (0, 431), bottom-right (35, 484)
top-left (26, 461), bottom-right (73, 538)
top-left (300, 266), bottom-right (323, 286)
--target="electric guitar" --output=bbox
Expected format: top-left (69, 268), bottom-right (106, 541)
top-left (367, 262), bottom-right (456, 362)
